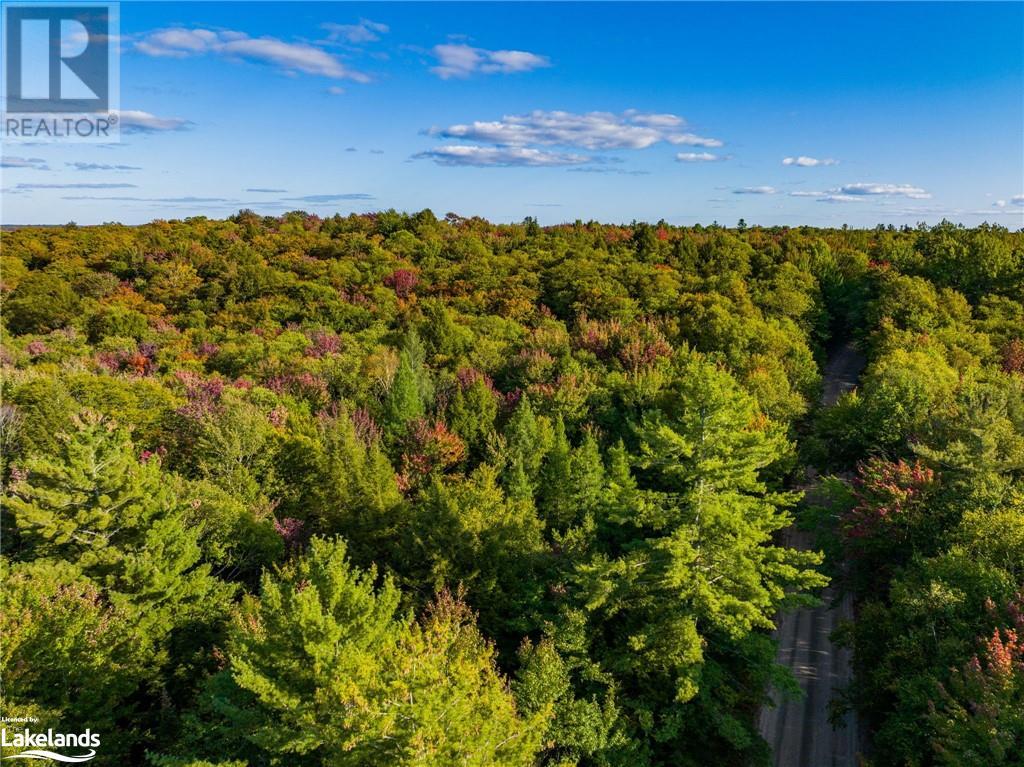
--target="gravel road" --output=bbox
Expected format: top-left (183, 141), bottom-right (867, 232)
top-left (757, 342), bottom-right (865, 767)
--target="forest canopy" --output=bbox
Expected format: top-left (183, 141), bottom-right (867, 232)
top-left (1, 212), bottom-right (1021, 766)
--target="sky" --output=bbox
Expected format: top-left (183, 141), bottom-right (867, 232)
top-left (2, 1), bottom-right (1023, 227)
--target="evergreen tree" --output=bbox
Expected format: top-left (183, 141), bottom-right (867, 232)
top-left (538, 416), bottom-right (573, 527)
top-left (385, 351), bottom-right (426, 433)
top-left (5, 411), bottom-right (232, 621)
top-left (501, 397), bottom-right (551, 498)
top-left (182, 538), bottom-right (546, 766)
top-left (3, 414), bottom-right (234, 761)
top-left (630, 354), bottom-right (825, 640)
top-left (447, 375), bottom-right (499, 461)
top-left (567, 354), bottom-right (826, 760)
top-left (313, 408), bottom-right (402, 563)
top-left (409, 466), bottom-right (546, 637)
top-left (569, 434), bottom-right (605, 525)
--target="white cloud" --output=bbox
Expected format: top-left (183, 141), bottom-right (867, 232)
top-left (16, 182), bottom-right (137, 190)
top-left (567, 167), bottom-right (650, 176)
top-left (414, 145), bottom-right (591, 167)
top-left (67, 162), bottom-right (141, 171)
top-left (668, 134), bottom-right (724, 148)
top-left (61, 195), bottom-right (231, 203)
top-left (630, 113), bottom-right (684, 128)
top-left (1, 156), bottom-right (49, 170)
top-left (434, 110), bottom-right (721, 150)
top-left (789, 191), bottom-right (862, 202)
top-left (326, 86), bottom-right (346, 96)
top-left (135, 28), bottom-right (217, 57)
top-left (218, 37), bottom-right (367, 80)
top-left (791, 183), bottom-right (931, 202)
top-left (676, 152), bottom-right (725, 163)
top-left (816, 194), bottom-right (863, 203)
top-left (321, 19), bottom-right (389, 44)
top-left (135, 27), bottom-right (369, 81)
top-left (116, 110), bottom-right (191, 133)
top-left (976, 206), bottom-right (1024, 217)
top-left (1012, 194), bottom-right (1024, 207)
top-left (430, 44), bottom-right (550, 79)
top-left (878, 205), bottom-right (956, 218)
top-left (837, 183), bottom-right (931, 199)
top-left (783, 155), bottom-right (838, 167)
top-left (284, 193), bottom-right (375, 203)
top-left (733, 186), bottom-right (776, 195)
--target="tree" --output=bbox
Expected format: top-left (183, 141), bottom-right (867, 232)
top-left (501, 397), bottom-right (551, 498)
top-left (4, 271), bottom-right (80, 334)
top-left (408, 465), bottom-right (546, 638)
top-left (570, 353), bottom-right (825, 759)
top-left (447, 372), bottom-right (499, 462)
top-left (308, 407), bottom-right (403, 565)
top-left (5, 411), bottom-right (232, 623)
top-left (930, 599), bottom-right (1024, 767)
top-left (513, 638), bottom-right (620, 766)
top-left (538, 416), bottom-right (573, 528)
top-left (179, 538), bottom-right (547, 767)
top-left (384, 350), bottom-right (426, 432)
top-left (0, 559), bottom-right (154, 762)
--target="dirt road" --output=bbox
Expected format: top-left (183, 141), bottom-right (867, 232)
top-left (757, 342), bottom-right (865, 767)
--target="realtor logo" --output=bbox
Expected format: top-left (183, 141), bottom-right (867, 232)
top-left (2, 2), bottom-right (119, 141)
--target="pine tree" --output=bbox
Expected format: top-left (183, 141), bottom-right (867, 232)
top-left (4, 413), bottom-right (234, 762)
top-left (448, 376), bottom-right (499, 461)
top-left (1, 559), bottom-right (154, 762)
top-left (402, 329), bottom-right (436, 405)
top-left (188, 537), bottom-right (546, 766)
top-left (408, 466), bottom-right (546, 637)
top-left (385, 350), bottom-right (426, 432)
top-left (631, 353), bottom-right (825, 639)
top-left (314, 407), bottom-right (402, 563)
top-left (501, 397), bottom-right (550, 499)
top-left (570, 354), bottom-right (827, 758)
top-left (538, 416), bottom-right (572, 527)
top-left (5, 411), bottom-right (232, 620)
top-left (569, 434), bottom-right (605, 524)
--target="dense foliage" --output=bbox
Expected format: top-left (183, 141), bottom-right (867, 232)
top-left (1, 212), bottom-right (1020, 766)
top-left (809, 224), bottom-right (1024, 766)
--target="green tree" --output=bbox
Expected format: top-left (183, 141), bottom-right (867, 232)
top-left (5, 412), bottom-right (232, 622)
top-left (571, 353), bottom-right (825, 759)
top-left (538, 416), bottom-right (573, 528)
top-left (313, 408), bottom-right (403, 563)
top-left (0, 559), bottom-right (154, 762)
top-left (501, 397), bottom-right (552, 498)
top-left (447, 374), bottom-right (499, 461)
top-left (4, 271), bottom-right (80, 334)
top-left (408, 465), bottom-right (546, 637)
top-left (182, 538), bottom-right (546, 766)
top-left (385, 350), bottom-right (426, 432)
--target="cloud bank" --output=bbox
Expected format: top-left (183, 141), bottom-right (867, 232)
top-left (433, 110), bottom-right (721, 151)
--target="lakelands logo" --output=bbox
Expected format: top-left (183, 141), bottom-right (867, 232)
top-left (1, 2), bottom-right (120, 142)
top-left (1, 727), bottom-right (100, 762)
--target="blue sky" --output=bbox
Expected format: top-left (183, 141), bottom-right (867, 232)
top-left (2, 1), bottom-right (1023, 226)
